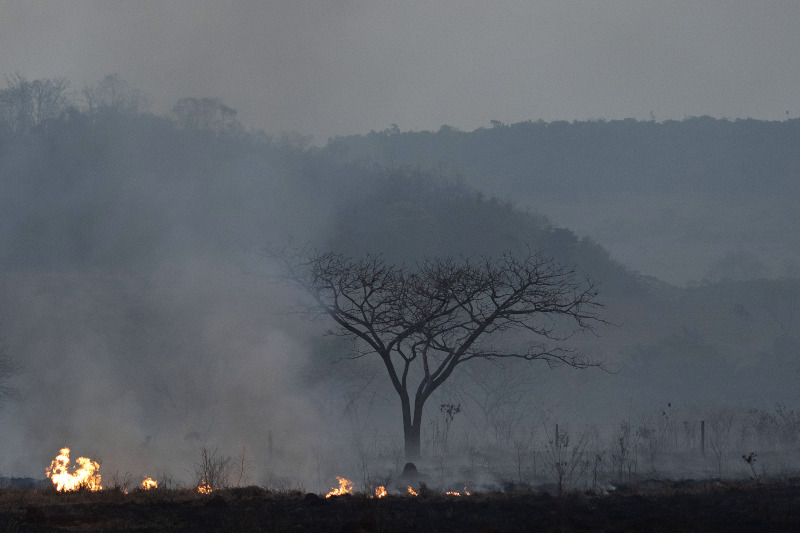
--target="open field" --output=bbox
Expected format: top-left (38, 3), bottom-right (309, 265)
top-left (1, 479), bottom-right (800, 532)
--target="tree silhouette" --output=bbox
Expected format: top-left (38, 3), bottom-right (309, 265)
top-left (277, 249), bottom-right (605, 459)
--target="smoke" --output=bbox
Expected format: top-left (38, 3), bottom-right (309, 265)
top-left (0, 109), bottom-right (373, 488)
top-left (1, 79), bottom-right (799, 492)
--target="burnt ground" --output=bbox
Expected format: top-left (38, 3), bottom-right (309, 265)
top-left (1, 479), bottom-right (800, 532)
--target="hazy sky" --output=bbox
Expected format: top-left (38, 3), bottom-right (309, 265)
top-left (1, 1), bottom-right (798, 142)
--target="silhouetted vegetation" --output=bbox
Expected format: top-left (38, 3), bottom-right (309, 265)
top-left (1, 74), bottom-right (799, 504)
top-left (323, 118), bottom-right (800, 283)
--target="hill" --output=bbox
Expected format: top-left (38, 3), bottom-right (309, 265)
top-left (1, 75), bottom-right (799, 484)
top-left (323, 118), bottom-right (800, 283)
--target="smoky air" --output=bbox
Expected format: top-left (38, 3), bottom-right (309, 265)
top-left (0, 71), bottom-right (799, 499)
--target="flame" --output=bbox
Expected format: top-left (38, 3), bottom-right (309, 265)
top-left (198, 481), bottom-right (213, 494)
top-left (374, 485), bottom-right (387, 498)
top-left (445, 487), bottom-right (470, 496)
top-left (407, 486), bottom-right (418, 496)
top-left (140, 477), bottom-right (158, 490)
top-left (46, 448), bottom-right (102, 492)
top-left (325, 476), bottom-right (353, 498)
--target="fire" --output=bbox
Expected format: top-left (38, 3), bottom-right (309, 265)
top-left (374, 485), bottom-right (387, 498)
top-left (198, 481), bottom-right (213, 494)
top-left (140, 477), bottom-right (158, 490)
top-left (407, 486), bottom-right (418, 496)
top-left (46, 448), bottom-right (102, 492)
top-left (325, 476), bottom-right (353, 498)
top-left (446, 487), bottom-right (470, 496)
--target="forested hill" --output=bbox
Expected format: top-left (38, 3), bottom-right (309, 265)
top-left (323, 117), bottom-right (800, 199)
top-left (321, 118), bottom-right (800, 283)
top-left (1, 76), bottom-right (800, 476)
top-left (0, 79), bottom-right (633, 295)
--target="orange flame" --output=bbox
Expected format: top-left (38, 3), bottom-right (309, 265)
top-left (46, 448), bottom-right (102, 492)
top-left (407, 486), bottom-right (418, 496)
top-left (198, 481), bottom-right (213, 494)
top-left (446, 487), bottom-right (470, 496)
top-left (325, 476), bottom-right (353, 498)
top-left (374, 485), bottom-right (387, 498)
top-left (140, 477), bottom-right (158, 490)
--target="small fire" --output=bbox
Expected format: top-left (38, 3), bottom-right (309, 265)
top-left (198, 481), bottom-right (213, 494)
top-left (46, 448), bottom-right (102, 492)
top-left (446, 487), bottom-right (470, 496)
top-left (325, 476), bottom-right (353, 498)
top-left (407, 486), bottom-right (418, 496)
top-left (140, 477), bottom-right (158, 490)
top-left (374, 485), bottom-right (387, 498)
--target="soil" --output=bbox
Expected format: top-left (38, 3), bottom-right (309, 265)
top-left (2, 479), bottom-right (800, 532)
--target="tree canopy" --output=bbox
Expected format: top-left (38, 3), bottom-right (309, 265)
top-left (278, 248), bottom-right (605, 459)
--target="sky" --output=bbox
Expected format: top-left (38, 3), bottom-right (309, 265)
top-left (1, 1), bottom-right (798, 143)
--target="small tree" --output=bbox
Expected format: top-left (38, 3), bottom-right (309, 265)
top-left (194, 445), bottom-right (231, 491)
top-left (277, 249), bottom-right (605, 460)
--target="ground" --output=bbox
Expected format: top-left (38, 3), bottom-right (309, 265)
top-left (1, 479), bottom-right (800, 532)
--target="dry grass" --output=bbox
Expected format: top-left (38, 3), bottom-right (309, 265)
top-left (1, 479), bottom-right (799, 532)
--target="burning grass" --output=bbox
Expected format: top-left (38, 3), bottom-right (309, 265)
top-left (325, 476), bottom-right (354, 498)
top-left (42, 448), bottom-right (172, 496)
top-left (1, 479), bottom-right (800, 532)
top-left (46, 448), bottom-right (101, 492)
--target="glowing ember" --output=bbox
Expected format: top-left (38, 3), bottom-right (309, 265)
top-left (46, 448), bottom-right (102, 492)
top-left (407, 486), bottom-right (418, 496)
top-left (325, 476), bottom-right (353, 498)
top-left (446, 487), bottom-right (470, 496)
top-left (140, 477), bottom-right (158, 490)
top-left (198, 481), bottom-right (213, 494)
top-left (374, 485), bottom-right (387, 498)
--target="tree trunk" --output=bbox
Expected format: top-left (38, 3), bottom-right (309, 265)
top-left (403, 395), bottom-right (426, 461)
top-left (404, 422), bottom-right (421, 461)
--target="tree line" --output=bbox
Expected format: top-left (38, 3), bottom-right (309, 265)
top-left (0, 73), bottom-right (243, 137)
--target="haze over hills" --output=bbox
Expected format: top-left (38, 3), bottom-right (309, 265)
top-left (323, 118), bottom-right (800, 285)
top-left (0, 74), bottom-right (799, 486)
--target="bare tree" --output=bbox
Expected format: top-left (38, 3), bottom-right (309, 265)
top-left (29, 78), bottom-right (72, 127)
top-left (194, 445), bottom-right (231, 491)
top-left (450, 358), bottom-right (537, 433)
top-left (82, 74), bottom-right (150, 115)
top-left (0, 73), bottom-right (34, 133)
top-left (277, 249), bottom-right (605, 460)
top-left (172, 97), bottom-right (239, 133)
top-left (0, 73), bottom-right (72, 133)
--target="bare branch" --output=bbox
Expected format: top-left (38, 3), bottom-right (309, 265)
top-left (271, 247), bottom-right (606, 460)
